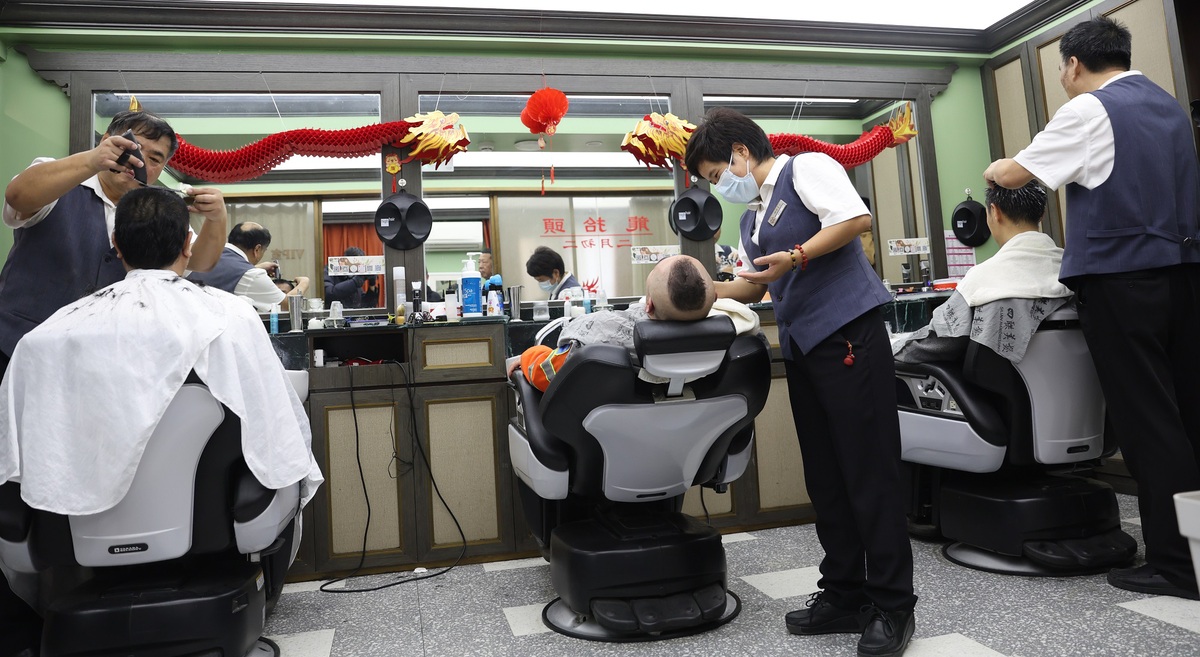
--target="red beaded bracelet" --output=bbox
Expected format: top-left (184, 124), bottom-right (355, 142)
top-left (794, 244), bottom-right (808, 271)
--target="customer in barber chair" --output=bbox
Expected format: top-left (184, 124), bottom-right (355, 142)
top-left (511, 254), bottom-right (759, 391)
top-left (892, 181), bottom-right (1073, 364)
top-left (0, 185), bottom-right (323, 545)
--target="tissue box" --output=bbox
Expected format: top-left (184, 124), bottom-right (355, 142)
top-left (1175, 490), bottom-right (1200, 589)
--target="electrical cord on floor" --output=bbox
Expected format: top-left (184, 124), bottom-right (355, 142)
top-left (320, 336), bottom-right (467, 593)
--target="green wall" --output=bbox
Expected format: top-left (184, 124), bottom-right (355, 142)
top-left (0, 46), bottom-right (71, 258)
top-left (930, 65), bottom-right (998, 262)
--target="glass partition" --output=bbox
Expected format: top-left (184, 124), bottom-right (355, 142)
top-left (494, 194), bottom-right (674, 300)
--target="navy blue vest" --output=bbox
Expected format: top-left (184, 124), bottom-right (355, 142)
top-left (187, 245), bottom-right (254, 293)
top-left (1061, 75), bottom-right (1200, 280)
top-left (0, 185), bottom-right (126, 357)
top-left (740, 157), bottom-right (891, 358)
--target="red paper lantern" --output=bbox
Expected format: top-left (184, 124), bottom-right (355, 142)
top-left (521, 87), bottom-right (569, 136)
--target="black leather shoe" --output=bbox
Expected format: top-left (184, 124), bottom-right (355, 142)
top-left (785, 591), bottom-right (870, 635)
top-left (1107, 565), bottom-right (1200, 600)
top-left (857, 607), bottom-right (915, 657)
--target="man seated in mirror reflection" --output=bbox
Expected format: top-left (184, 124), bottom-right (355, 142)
top-left (512, 255), bottom-right (759, 392)
top-left (478, 248), bottom-right (495, 280)
top-left (525, 245), bottom-right (581, 300)
top-left (187, 221), bottom-right (307, 311)
top-left (324, 246), bottom-right (373, 308)
top-left (892, 181), bottom-right (1072, 364)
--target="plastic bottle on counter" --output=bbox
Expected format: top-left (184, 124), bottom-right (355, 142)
top-left (461, 253), bottom-right (483, 317)
top-left (269, 304), bottom-right (280, 334)
top-left (393, 266), bottom-right (407, 313)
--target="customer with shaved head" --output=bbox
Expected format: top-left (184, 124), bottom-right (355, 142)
top-left (513, 255), bottom-right (756, 392)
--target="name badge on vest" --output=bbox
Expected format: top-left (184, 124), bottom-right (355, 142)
top-left (767, 200), bottom-right (787, 227)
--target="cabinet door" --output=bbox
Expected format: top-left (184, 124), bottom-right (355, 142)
top-left (409, 381), bottom-right (519, 562)
top-left (308, 388), bottom-right (419, 572)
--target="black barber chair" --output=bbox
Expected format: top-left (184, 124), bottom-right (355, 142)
top-left (0, 375), bottom-right (302, 656)
top-left (896, 307), bottom-right (1136, 574)
top-left (508, 316), bottom-right (770, 641)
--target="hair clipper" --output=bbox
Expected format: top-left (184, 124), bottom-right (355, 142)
top-left (112, 129), bottom-right (148, 185)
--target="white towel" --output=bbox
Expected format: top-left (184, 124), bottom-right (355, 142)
top-left (0, 269), bottom-right (323, 515)
top-left (955, 231), bottom-right (1072, 307)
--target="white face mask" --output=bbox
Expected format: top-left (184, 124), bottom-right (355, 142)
top-left (538, 280), bottom-right (556, 292)
top-left (714, 152), bottom-right (759, 204)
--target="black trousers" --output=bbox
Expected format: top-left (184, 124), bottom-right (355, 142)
top-left (783, 308), bottom-right (916, 612)
top-left (1075, 264), bottom-right (1200, 592)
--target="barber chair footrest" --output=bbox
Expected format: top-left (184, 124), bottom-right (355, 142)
top-left (40, 560), bottom-right (267, 657)
top-left (589, 582), bottom-right (728, 633)
top-left (542, 591), bottom-right (741, 642)
top-left (1023, 527), bottom-right (1137, 570)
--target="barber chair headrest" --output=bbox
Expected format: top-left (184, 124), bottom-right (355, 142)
top-left (634, 315), bottom-right (736, 397)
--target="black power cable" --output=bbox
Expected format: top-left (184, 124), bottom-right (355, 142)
top-left (320, 329), bottom-right (468, 594)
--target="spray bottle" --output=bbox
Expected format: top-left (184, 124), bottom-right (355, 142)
top-left (461, 252), bottom-right (483, 317)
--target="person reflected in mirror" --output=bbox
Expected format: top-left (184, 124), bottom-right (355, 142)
top-left (478, 248), bottom-right (495, 280)
top-left (324, 246), bottom-right (369, 308)
top-left (985, 15), bottom-right (1200, 601)
top-left (686, 106), bottom-right (915, 656)
top-left (525, 245), bottom-right (580, 300)
top-left (0, 109), bottom-right (227, 378)
top-left (510, 255), bottom-right (758, 391)
top-left (893, 181), bottom-right (1071, 364)
top-left (187, 222), bottom-right (307, 311)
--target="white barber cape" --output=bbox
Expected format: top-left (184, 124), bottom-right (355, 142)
top-left (955, 231), bottom-right (1072, 306)
top-left (0, 269), bottom-right (323, 515)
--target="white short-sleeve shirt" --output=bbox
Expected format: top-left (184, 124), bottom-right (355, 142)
top-left (1011, 71), bottom-right (1141, 191)
top-left (735, 153), bottom-right (870, 268)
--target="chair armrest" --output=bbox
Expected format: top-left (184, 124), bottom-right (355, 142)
top-left (896, 360), bottom-right (1009, 447)
top-left (233, 471), bottom-right (276, 523)
top-left (0, 482), bottom-right (31, 543)
top-left (510, 371), bottom-right (569, 472)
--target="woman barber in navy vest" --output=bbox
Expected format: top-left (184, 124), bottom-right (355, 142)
top-left (685, 107), bottom-right (916, 657)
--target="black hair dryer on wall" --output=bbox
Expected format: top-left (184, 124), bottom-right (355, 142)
top-left (951, 188), bottom-right (990, 247)
top-left (375, 186), bottom-right (433, 250)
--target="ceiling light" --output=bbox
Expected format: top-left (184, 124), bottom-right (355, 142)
top-left (513, 140), bottom-right (543, 152)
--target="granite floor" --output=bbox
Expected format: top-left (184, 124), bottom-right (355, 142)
top-left (265, 494), bottom-right (1200, 657)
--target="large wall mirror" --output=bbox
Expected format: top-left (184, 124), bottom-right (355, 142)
top-left (415, 92), bottom-right (676, 300)
top-left (94, 91), bottom-right (386, 310)
top-left (70, 56), bottom-right (950, 314)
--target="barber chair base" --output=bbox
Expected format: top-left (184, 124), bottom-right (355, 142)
top-left (542, 590), bottom-right (740, 642)
top-left (39, 559), bottom-right (269, 657)
top-left (546, 511), bottom-right (736, 640)
top-left (939, 474), bottom-right (1136, 575)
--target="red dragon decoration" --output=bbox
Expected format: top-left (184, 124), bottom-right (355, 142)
top-left (168, 112), bottom-right (471, 183)
top-left (621, 102), bottom-right (918, 172)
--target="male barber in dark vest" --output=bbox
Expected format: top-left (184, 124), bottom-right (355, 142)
top-left (0, 110), bottom-right (229, 381)
top-left (188, 222), bottom-right (308, 311)
top-left (687, 108), bottom-right (915, 657)
top-left (986, 16), bottom-right (1200, 601)
top-left (0, 110), bottom-right (229, 655)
